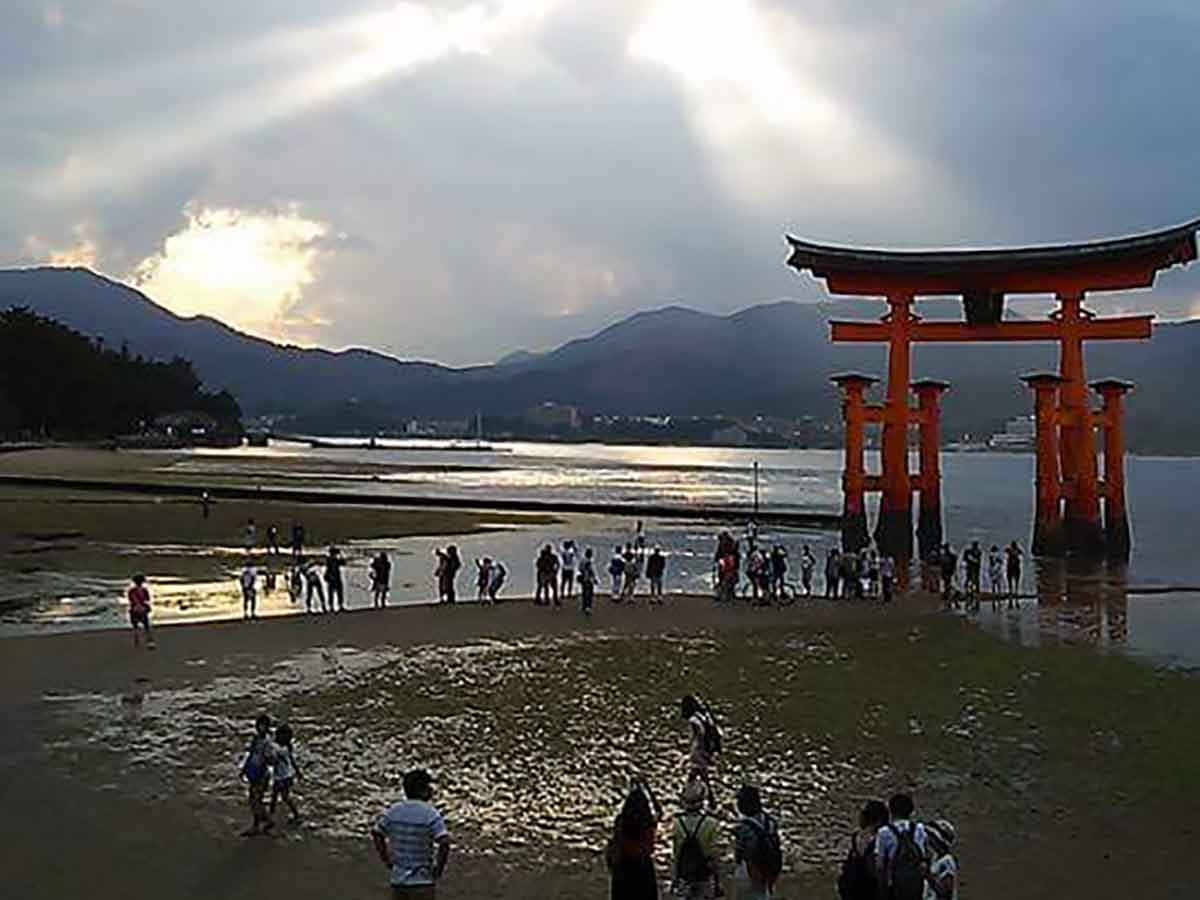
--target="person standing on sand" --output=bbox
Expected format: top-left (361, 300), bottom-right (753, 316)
top-left (609, 547), bottom-right (625, 600)
top-left (201, 490), bottom-right (213, 519)
top-left (875, 792), bottom-right (928, 900)
top-left (1005, 541), bottom-right (1022, 605)
top-left (240, 713), bottom-right (276, 836)
top-left (987, 545), bottom-right (1003, 606)
top-left (488, 559), bottom-right (507, 602)
top-left (880, 554), bottom-right (896, 604)
top-left (646, 547), bottom-right (666, 603)
top-left (266, 524), bottom-right (279, 556)
top-left (733, 785), bottom-right (782, 900)
top-left (560, 540), bottom-right (577, 599)
top-left (325, 547), bottom-right (346, 612)
top-left (681, 695), bottom-right (720, 809)
top-left (475, 557), bottom-right (493, 603)
top-left (240, 561), bottom-right (258, 620)
top-left (799, 545), bottom-right (816, 598)
top-left (579, 547), bottom-right (597, 616)
top-left (606, 780), bottom-right (659, 900)
top-left (938, 545), bottom-right (957, 609)
top-left (671, 778), bottom-right (722, 900)
top-left (837, 799), bottom-right (888, 900)
top-left (269, 723), bottom-right (302, 825)
top-left (534, 546), bottom-right (553, 606)
top-left (127, 574), bottom-right (154, 649)
top-left (243, 518), bottom-right (257, 552)
top-left (622, 547), bottom-right (639, 603)
top-left (372, 552), bottom-right (392, 608)
top-left (303, 558), bottom-right (326, 613)
top-left (290, 521), bottom-right (304, 561)
top-left (372, 769), bottom-right (451, 899)
top-left (443, 546), bottom-right (462, 604)
top-left (825, 547), bottom-right (840, 600)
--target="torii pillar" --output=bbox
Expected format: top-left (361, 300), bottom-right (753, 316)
top-left (1092, 379), bottom-right (1134, 561)
top-left (831, 373), bottom-right (876, 552)
top-left (1022, 373), bottom-right (1066, 556)
top-left (912, 379), bottom-right (949, 561)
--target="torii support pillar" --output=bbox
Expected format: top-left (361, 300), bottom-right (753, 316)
top-left (1056, 293), bottom-right (1105, 558)
top-left (1092, 379), bottom-right (1134, 562)
top-left (1023, 373), bottom-right (1066, 556)
top-left (875, 294), bottom-right (915, 563)
top-left (832, 373), bottom-right (877, 552)
top-left (912, 380), bottom-right (949, 561)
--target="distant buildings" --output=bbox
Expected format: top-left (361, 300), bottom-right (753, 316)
top-left (524, 402), bottom-right (580, 430)
top-left (988, 415), bottom-right (1036, 451)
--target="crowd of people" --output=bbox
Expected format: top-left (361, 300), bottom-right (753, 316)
top-left (338, 691), bottom-right (960, 898)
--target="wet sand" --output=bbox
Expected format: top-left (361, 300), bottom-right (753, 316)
top-left (3, 593), bottom-right (1198, 900)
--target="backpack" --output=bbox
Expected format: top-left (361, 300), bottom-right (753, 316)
top-left (837, 835), bottom-right (877, 900)
top-left (698, 708), bottom-right (722, 756)
top-left (747, 814), bottom-right (783, 882)
top-left (674, 814), bottom-right (712, 883)
top-left (887, 824), bottom-right (926, 900)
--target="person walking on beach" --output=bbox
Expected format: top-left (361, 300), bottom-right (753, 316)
top-left (733, 785), bottom-right (783, 900)
top-left (580, 547), bottom-right (597, 616)
top-left (240, 714), bottom-right (276, 836)
top-left (875, 792), bottom-right (928, 900)
top-left (837, 799), bottom-right (888, 900)
top-left (269, 722), bottom-right (302, 825)
top-left (671, 778), bottom-right (721, 899)
top-left (290, 521), bottom-right (305, 561)
top-left (560, 540), bottom-right (578, 599)
top-left (303, 558), bottom-right (326, 613)
top-left (962, 541), bottom-right (983, 607)
top-left (606, 779), bottom-right (659, 900)
top-left (372, 769), bottom-right (451, 898)
top-left (240, 561), bottom-right (258, 620)
top-left (622, 547), bottom-right (640, 603)
top-left (799, 545), bottom-right (816, 598)
top-left (646, 547), bottom-right (666, 603)
top-left (825, 547), bottom-right (841, 600)
top-left (610, 547), bottom-right (625, 600)
top-left (243, 518), bottom-right (257, 552)
top-left (443, 546), bottom-right (461, 604)
top-left (681, 695), bottom-right (720, 808)
top-left (371, 552), bottom-right (392, 608)
top-left (1005, 540), bottom-right (1022, 604)
top-left (325, 547), bottom-right (346, 612)
top-left (266, 524), bottom-right (280, 556)
top-left (770, 545), bottom-right (788, 600)
top-left (986, 545), bottom-right (1003, 605)
top-left (127, 574), bottom-right (154, 649)
top-left (488, 560), bottom-right (507, 602)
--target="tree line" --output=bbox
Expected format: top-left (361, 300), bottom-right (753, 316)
top-left (0, 306), bottom-right (242, 440)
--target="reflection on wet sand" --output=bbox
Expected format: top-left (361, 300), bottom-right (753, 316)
top-left (978, 559), bottom-right (1130, 651)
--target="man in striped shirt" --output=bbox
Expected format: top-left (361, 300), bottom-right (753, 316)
top-left (372, 769), bottom-right (451, 898)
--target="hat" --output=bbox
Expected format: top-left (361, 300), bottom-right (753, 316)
top-left (927, 818), bottom-right (957, 848)
top-left (403, 768), bottom-right (436, 797)
top-left (681, 779), bottom-right (706, 811)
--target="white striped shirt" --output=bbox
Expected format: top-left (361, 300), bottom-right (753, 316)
top-left (373, 799), bottom-right (448, 886)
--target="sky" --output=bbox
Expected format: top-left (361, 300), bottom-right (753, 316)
top-left (4, 0), bottom-right (1200, 366)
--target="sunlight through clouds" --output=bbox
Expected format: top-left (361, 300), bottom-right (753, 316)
top-left (132, 207), bottom-right (331, 340)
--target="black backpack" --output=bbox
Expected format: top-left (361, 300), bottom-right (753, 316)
top-left (747, 814), bottom-right (783, 882)
top-left (674, 814), bottom-right (712, 882)
top-left (887, 824), bottom-right (926, 900)
top-left (837, 835), bottom-right (877, 900)
top-left (699, 707), bottom-right (722, 756)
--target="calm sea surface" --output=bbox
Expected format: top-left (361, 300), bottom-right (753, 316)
top-left (9, 441), bottom-right (1200, 665)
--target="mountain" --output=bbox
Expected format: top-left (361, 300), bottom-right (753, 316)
top-left (2, 266), bottom-right (1198, 450)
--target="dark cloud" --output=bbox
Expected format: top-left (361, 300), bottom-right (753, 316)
top-left (3, 0), bottom-right (1198, 364)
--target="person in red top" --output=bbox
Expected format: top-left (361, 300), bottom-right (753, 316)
top-left (127, 574), bottom-right (154, 649)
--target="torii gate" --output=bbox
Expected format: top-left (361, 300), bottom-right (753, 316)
top-left (786, 219), bottom-right (1199, 564)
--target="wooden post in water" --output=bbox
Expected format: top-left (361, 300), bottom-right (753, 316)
top-left (911, 379), bottom-right (949, 562)
top-left (1091, 379), bottom-right (1134, 561)
top-left (1022, 373), bottom-right (1066, 556)
top-left (832, 374), bottom-right (877, 552)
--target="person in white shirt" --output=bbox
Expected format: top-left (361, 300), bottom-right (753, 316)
top-left (240, 563), bottom-right (258, 620)
top-left (924, 819), bottom-right (958, 900)
top-left (372, 769), bottom-right (451, 898)
top-left (560, 540), bottom-right (578, 599)
top-left (875, 792), bottom-right (928, 900)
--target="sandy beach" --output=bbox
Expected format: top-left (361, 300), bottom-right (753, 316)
top-left (3, 589), bottom-right (1198, 900)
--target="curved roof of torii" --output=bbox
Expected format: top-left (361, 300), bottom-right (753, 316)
top-left (785, 218), bottom-right (1200, 296)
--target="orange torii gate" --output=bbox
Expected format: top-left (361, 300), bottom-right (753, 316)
top-left (786, 219), bottom-right (1200, 564)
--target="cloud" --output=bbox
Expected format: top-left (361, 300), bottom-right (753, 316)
top-left (2, 0), bottom-right (1199, 365)
top-left (131, 207), bottom-right (333, 340)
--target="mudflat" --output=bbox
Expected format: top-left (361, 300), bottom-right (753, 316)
top-left (2, 592), bottom-right (1197, 899)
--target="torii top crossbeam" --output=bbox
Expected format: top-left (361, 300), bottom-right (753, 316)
top-left (786, 218), bottom-right (1199, 300)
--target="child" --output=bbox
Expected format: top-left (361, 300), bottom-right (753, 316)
top-left (270, 723), bottom-right (302, 825)
top-left (127, 574), bottom-right (154, 649)
top-left (924, 819), bottom-right (958, 900)
top-left (240, 714), bottom-right (276, 836)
